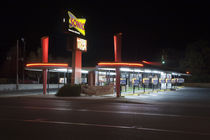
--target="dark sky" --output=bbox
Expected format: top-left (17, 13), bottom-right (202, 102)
top-left (0, 1), bottom-right (210, 67)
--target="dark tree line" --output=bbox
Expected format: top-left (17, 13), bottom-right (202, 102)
top-left (180, 40), bottom-right (210, 82)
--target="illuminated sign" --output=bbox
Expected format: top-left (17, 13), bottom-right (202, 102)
top-left (120, 78), bottom-right (126, 85)
top-left (159, 78), bottom-right (165, 83)
top-left (152, 78), bottom-right (158, 85)
top-left (166, 79), bottom-right (171, 83)
top-left (177, 78), bottom-right (184, 83)
top-left (77, 37), bottom-right (87, 51)
top-left (68, 11), bottom-right (86, 36)
top-left (171, 78), bottom-right (177, 84)
top-left (134, 80), bottom-right (140, 86)
top-left (143, 78), bottom-right (149, 85)
top-left (59, 78), bottom-right (67, 84)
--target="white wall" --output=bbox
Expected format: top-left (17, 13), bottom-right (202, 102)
top-left (0, 84), bottom-right (64, 91)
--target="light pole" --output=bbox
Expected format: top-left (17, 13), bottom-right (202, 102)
top-left (16, 40), bottom-right (19, 90)
top-left (21, 38), bottom-right (25, 84)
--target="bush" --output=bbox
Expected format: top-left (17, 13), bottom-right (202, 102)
top-left (56, 84), bottom-right (81, 97)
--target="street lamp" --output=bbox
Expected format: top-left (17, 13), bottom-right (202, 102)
top-left (16, 40), bottom-right (19, 90)
top-left (16, 37), bottom-right (26, 89)
top-left (21, 38), bottom-right (25, 84)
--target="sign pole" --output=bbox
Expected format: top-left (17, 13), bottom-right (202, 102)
top-left (71, 43), bottom-right (82, 85)
top-left (16, 40), bottom-right (19, 90)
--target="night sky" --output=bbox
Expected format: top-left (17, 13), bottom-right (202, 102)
top-left (0, 1), bottom-right (210, 67)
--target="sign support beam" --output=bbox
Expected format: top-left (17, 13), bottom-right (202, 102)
top-left (71, 44), bottom-right (82, 85)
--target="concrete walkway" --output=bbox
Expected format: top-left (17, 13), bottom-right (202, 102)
top-left (0, 89), bottom-right (58, 97)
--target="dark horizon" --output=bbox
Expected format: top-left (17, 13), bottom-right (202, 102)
top-left (0, 1), bottom-right (210, 67)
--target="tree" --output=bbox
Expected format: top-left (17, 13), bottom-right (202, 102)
top-left (27, 47), bottom-right (43, 63)
top-left (26, 47), bottom-right (71, 83)
top-left (181, 40), bottom-right (210, 82)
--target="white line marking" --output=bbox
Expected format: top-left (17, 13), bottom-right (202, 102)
top-left (22, 106), bottom-right (210, 120)
top-left (23, 119), bottom-right (210, 136)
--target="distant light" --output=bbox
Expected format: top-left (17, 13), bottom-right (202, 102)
top-left (162, 61), bottom-right (165, 64)
top-left (186, 71), bottom-right (190, 74)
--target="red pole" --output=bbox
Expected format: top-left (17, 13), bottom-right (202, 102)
top-left (41, 36), bottom-right (49, 95)
top-left (114, 33), bottom-right (122, 62)
top-left (116, 67), bottom-right (121, 97)
top-left (71, 39), bottom-right (82, 85)
top-left (114, 35), bottom-right (117, 62)
top-left (114, 33), bottom-right (122, 97)
top-left (42, 36), bottom-right (49, 63)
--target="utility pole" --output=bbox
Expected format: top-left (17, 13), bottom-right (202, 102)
top-left (21, 38), bottom-right (25, 84)
top-left (16, 40), bottom-right (19, 90)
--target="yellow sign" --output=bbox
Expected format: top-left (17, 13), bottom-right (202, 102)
top-left (143, 78), bottom-right (149, 84)
top-left (68, 11), bottom-right (86, 36)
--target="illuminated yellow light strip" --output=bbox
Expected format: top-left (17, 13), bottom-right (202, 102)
top-left (98, 62), bottom-right (144, 67)
top-left (26, 63), bottom-right (68, 67)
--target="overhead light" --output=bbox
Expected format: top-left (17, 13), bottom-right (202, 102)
top-left (98, 68), bottom-right (115, 71)
top-left (160, 72), bottom-right (165, 75)
top-left (134, 69), bottom-right (144, 72)
top-left (81, 70), bottom-right (88, 74)
top-left (144, 69), bottom-right (152, 73)
top-left (120, 68), bottom-right (133, 72)
top-left (54, 69), bottom-right (69, 72)
top-left (98, 62), bottom-right (144, 67)
top-left (152, 70), bottom-right (161, 74)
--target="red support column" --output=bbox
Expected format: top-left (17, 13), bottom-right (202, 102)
top-left (114, 33), bottom-right (122, 97)
top-left (116, 67), bottom-right (121, 97)
top-left (41, 36), bottom-right (49, 95)
top-left (114, 33), bottom-right (122, 62)
top-left (71, 47), bottom-right (82, 85)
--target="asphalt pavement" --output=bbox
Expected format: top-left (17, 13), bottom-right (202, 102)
top-left (0, 87), bottom-right (210, 140)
